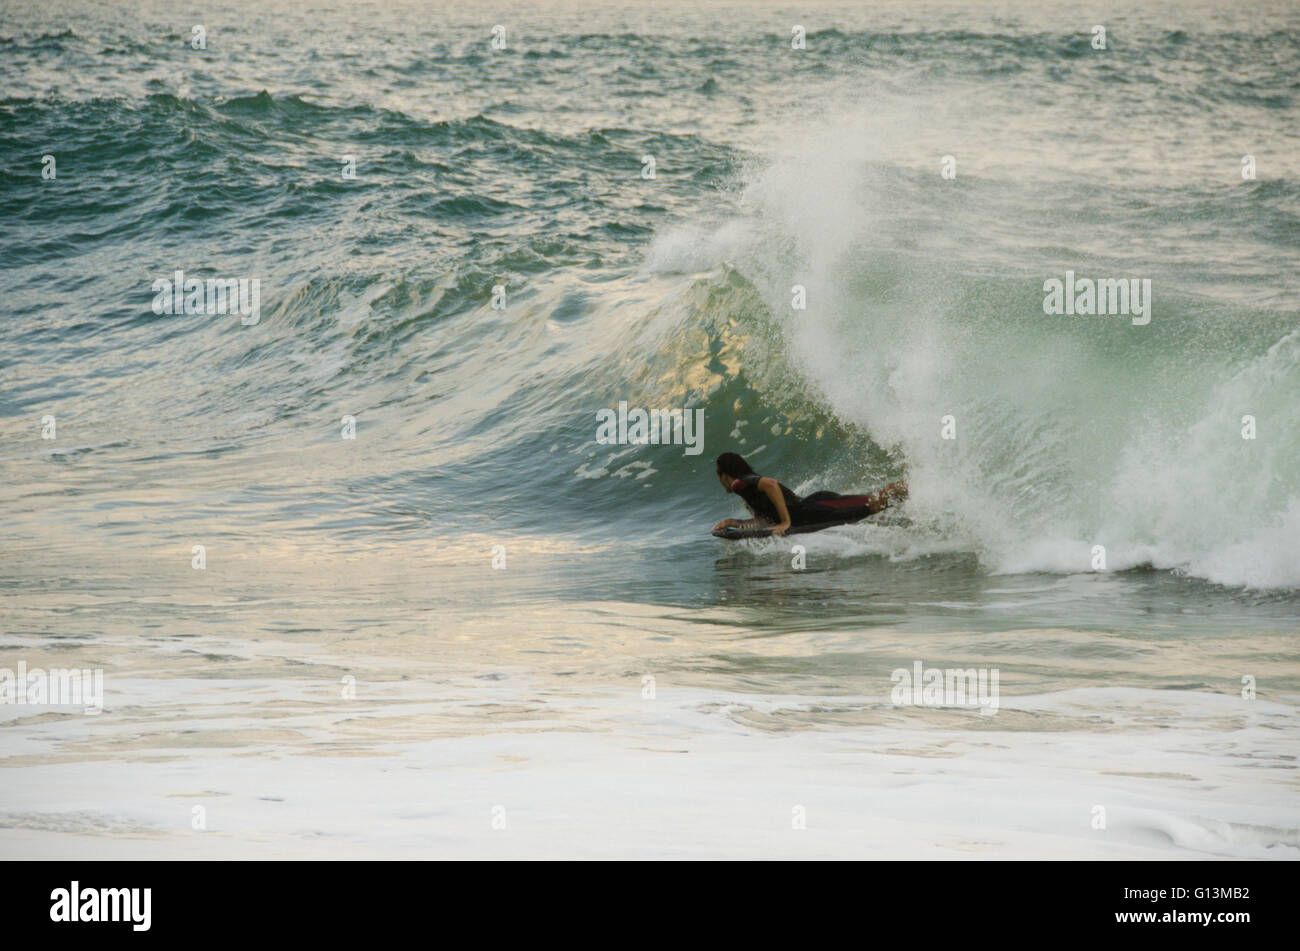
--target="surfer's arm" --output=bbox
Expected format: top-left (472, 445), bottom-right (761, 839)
top-left (757, 477), bottom-right (792, 535)
top-left (866, 480), bottom-right (908, 514)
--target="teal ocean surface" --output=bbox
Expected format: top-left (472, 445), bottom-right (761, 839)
top-left (1, 0), bottom-right (1297, 858)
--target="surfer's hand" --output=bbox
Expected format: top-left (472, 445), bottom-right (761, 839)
top-left (771, 522), bottom-right (791, 537)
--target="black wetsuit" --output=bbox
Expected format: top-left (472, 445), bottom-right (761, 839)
top-left (728, 474), bottom-right (875, 528)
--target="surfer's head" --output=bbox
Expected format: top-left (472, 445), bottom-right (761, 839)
top-left (716, 452), bottom-right (754, 491)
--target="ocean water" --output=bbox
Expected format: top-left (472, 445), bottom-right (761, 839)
top-left (1, 0), bottom-right (1298, 858)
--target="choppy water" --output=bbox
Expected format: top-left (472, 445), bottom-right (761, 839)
top-left (1, 0), bottom-right (1297, 857)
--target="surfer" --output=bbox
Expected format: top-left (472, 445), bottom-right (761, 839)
top-left (712, 452), bottom-right (907, 537)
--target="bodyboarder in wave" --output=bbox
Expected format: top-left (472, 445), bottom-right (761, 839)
top-left (711, 451), bottom-right (907, 538)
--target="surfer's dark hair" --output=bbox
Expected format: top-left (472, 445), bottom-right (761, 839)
top-left (715, 452), bottom-right (755, 479)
